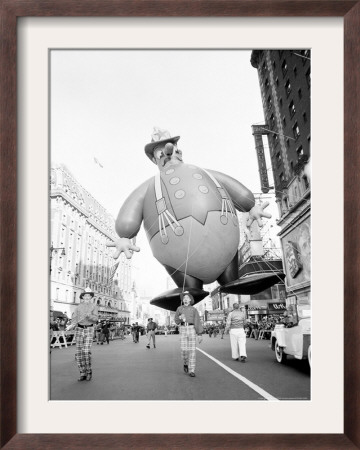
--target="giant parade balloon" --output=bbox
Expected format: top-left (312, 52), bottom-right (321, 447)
top-left (107, 128), bottom-right (274, 311)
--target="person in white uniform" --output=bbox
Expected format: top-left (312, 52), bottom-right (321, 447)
top-left (225, 303), bottom-right (248, 362)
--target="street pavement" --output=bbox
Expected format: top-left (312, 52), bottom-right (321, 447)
top-left (50, 334), bottom-right (310, 401)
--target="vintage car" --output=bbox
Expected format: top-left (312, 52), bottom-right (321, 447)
top-left (270, 297), bottom-right (311, 368)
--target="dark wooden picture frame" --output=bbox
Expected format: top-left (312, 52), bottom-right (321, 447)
top-left (1, 1), bottom-right (359, 448)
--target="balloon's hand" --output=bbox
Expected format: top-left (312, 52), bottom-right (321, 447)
top-left (246, 202), bottom-right (271, 228)
top-left (106, 238), bottom-right (140, 259)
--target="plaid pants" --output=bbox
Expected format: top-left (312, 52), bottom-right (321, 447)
top-left (75, 326), bottom-right (94, 375)
top-left (180, 325), bottom-right (196, 372)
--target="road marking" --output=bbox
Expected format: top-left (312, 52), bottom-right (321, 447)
top-left (197, 348), bottom-right (279, 401)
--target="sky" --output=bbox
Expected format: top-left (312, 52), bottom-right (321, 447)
top-left (51, 49), bottom-right (271, 297)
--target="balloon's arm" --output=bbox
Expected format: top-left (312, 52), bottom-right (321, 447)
top-left (114, 177), bottom-right (152, 239)
top-left (107, 178), bottom-right (152, 260)
top-left (207, 169), bottom-right (255, 212)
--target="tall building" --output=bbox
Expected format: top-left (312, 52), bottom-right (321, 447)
top-left (251, 50), bottom-right (311, 308)
top-left (50, 163), bottom-right (132, 323)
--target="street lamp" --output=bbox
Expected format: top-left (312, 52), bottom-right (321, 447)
top-left (50, 242), bottom-right (66, 274)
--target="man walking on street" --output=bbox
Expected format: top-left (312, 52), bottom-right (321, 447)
top-left (146, 318), bottom-right (157, 349)
top-left (225, 303), bottom-right (248, 362)
top-left (133, 322), bottom-right (140, 343)
top-left (175, 291), bottom-right (203, 378)
top-left (67, 287), bottom-right (99, 381)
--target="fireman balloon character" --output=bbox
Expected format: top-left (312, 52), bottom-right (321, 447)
top-left (107, 128), bottom-right (271, 311)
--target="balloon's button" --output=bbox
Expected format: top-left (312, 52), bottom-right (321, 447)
top-left (161, 235), bottom-right (169, 244)
top-left (174, 226), bottom-right (184, 236)
top-left (174, 190), bottom-right (185, 199)
top-left (198, 185), bottom-right (209, 194)
top-left (220, 215), bottom-right (228, 225)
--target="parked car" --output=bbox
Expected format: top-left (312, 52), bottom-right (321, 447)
top-left (270, 297), bottom-right (311, 368)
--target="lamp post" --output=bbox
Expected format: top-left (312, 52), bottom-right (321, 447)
top-left (50, 242), bottom-right (66, 274)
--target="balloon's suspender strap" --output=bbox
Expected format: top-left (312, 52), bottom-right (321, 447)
top-left (202, 169), bottom-right (236, 219)
top-left (155, 174), bottom-right (184, 244)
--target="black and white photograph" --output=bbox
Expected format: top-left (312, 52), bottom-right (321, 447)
top-left (49, 49), bottom-right (311, 401)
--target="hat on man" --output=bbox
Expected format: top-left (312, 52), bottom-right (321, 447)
top-left (145, 127), bottom-right (180, 163)
top-left (80, 287), bottom-right (95, 299)
top-left (180, 290), bottom-right (194, 305)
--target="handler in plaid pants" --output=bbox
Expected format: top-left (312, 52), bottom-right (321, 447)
top-left (68, 288), bottom-right (99, 381)
top-left (175, 291), bottom-right (203, 377)
top-left (75, 326), bottom-right (95, 378)
top-left (179, 325), bottom-right (197, 374)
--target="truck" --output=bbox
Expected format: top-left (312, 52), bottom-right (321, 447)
top-left (270, 295), bottom-right (311, 368)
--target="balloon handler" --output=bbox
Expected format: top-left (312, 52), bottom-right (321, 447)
top-left (175, 291), bottom-right (203, 377)
top-left (108, 128), bottom-right (277, 311)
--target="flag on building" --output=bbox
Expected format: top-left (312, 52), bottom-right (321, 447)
top-left (94, 157), bottom-right (104, 168)
top-left (109, 261), bottom-right (119, 285)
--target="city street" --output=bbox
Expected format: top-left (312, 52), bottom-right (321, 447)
top-left (50, 334), bottom-right (310, 401)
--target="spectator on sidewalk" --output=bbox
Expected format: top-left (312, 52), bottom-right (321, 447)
top-left (119, 323), bottom-right (125, 340)
top-left (101, 320), bottom-right (110, 344)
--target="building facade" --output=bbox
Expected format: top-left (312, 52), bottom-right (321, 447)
top-left (251, 49), bottom-right (311, 308)
top-left (50, 164), bottom-right (132, 322)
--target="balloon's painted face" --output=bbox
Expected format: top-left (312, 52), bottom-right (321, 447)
top-left (182, 295), bottom-right (191, 306)
top-left (153, 142), bottom-right (183, 170)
